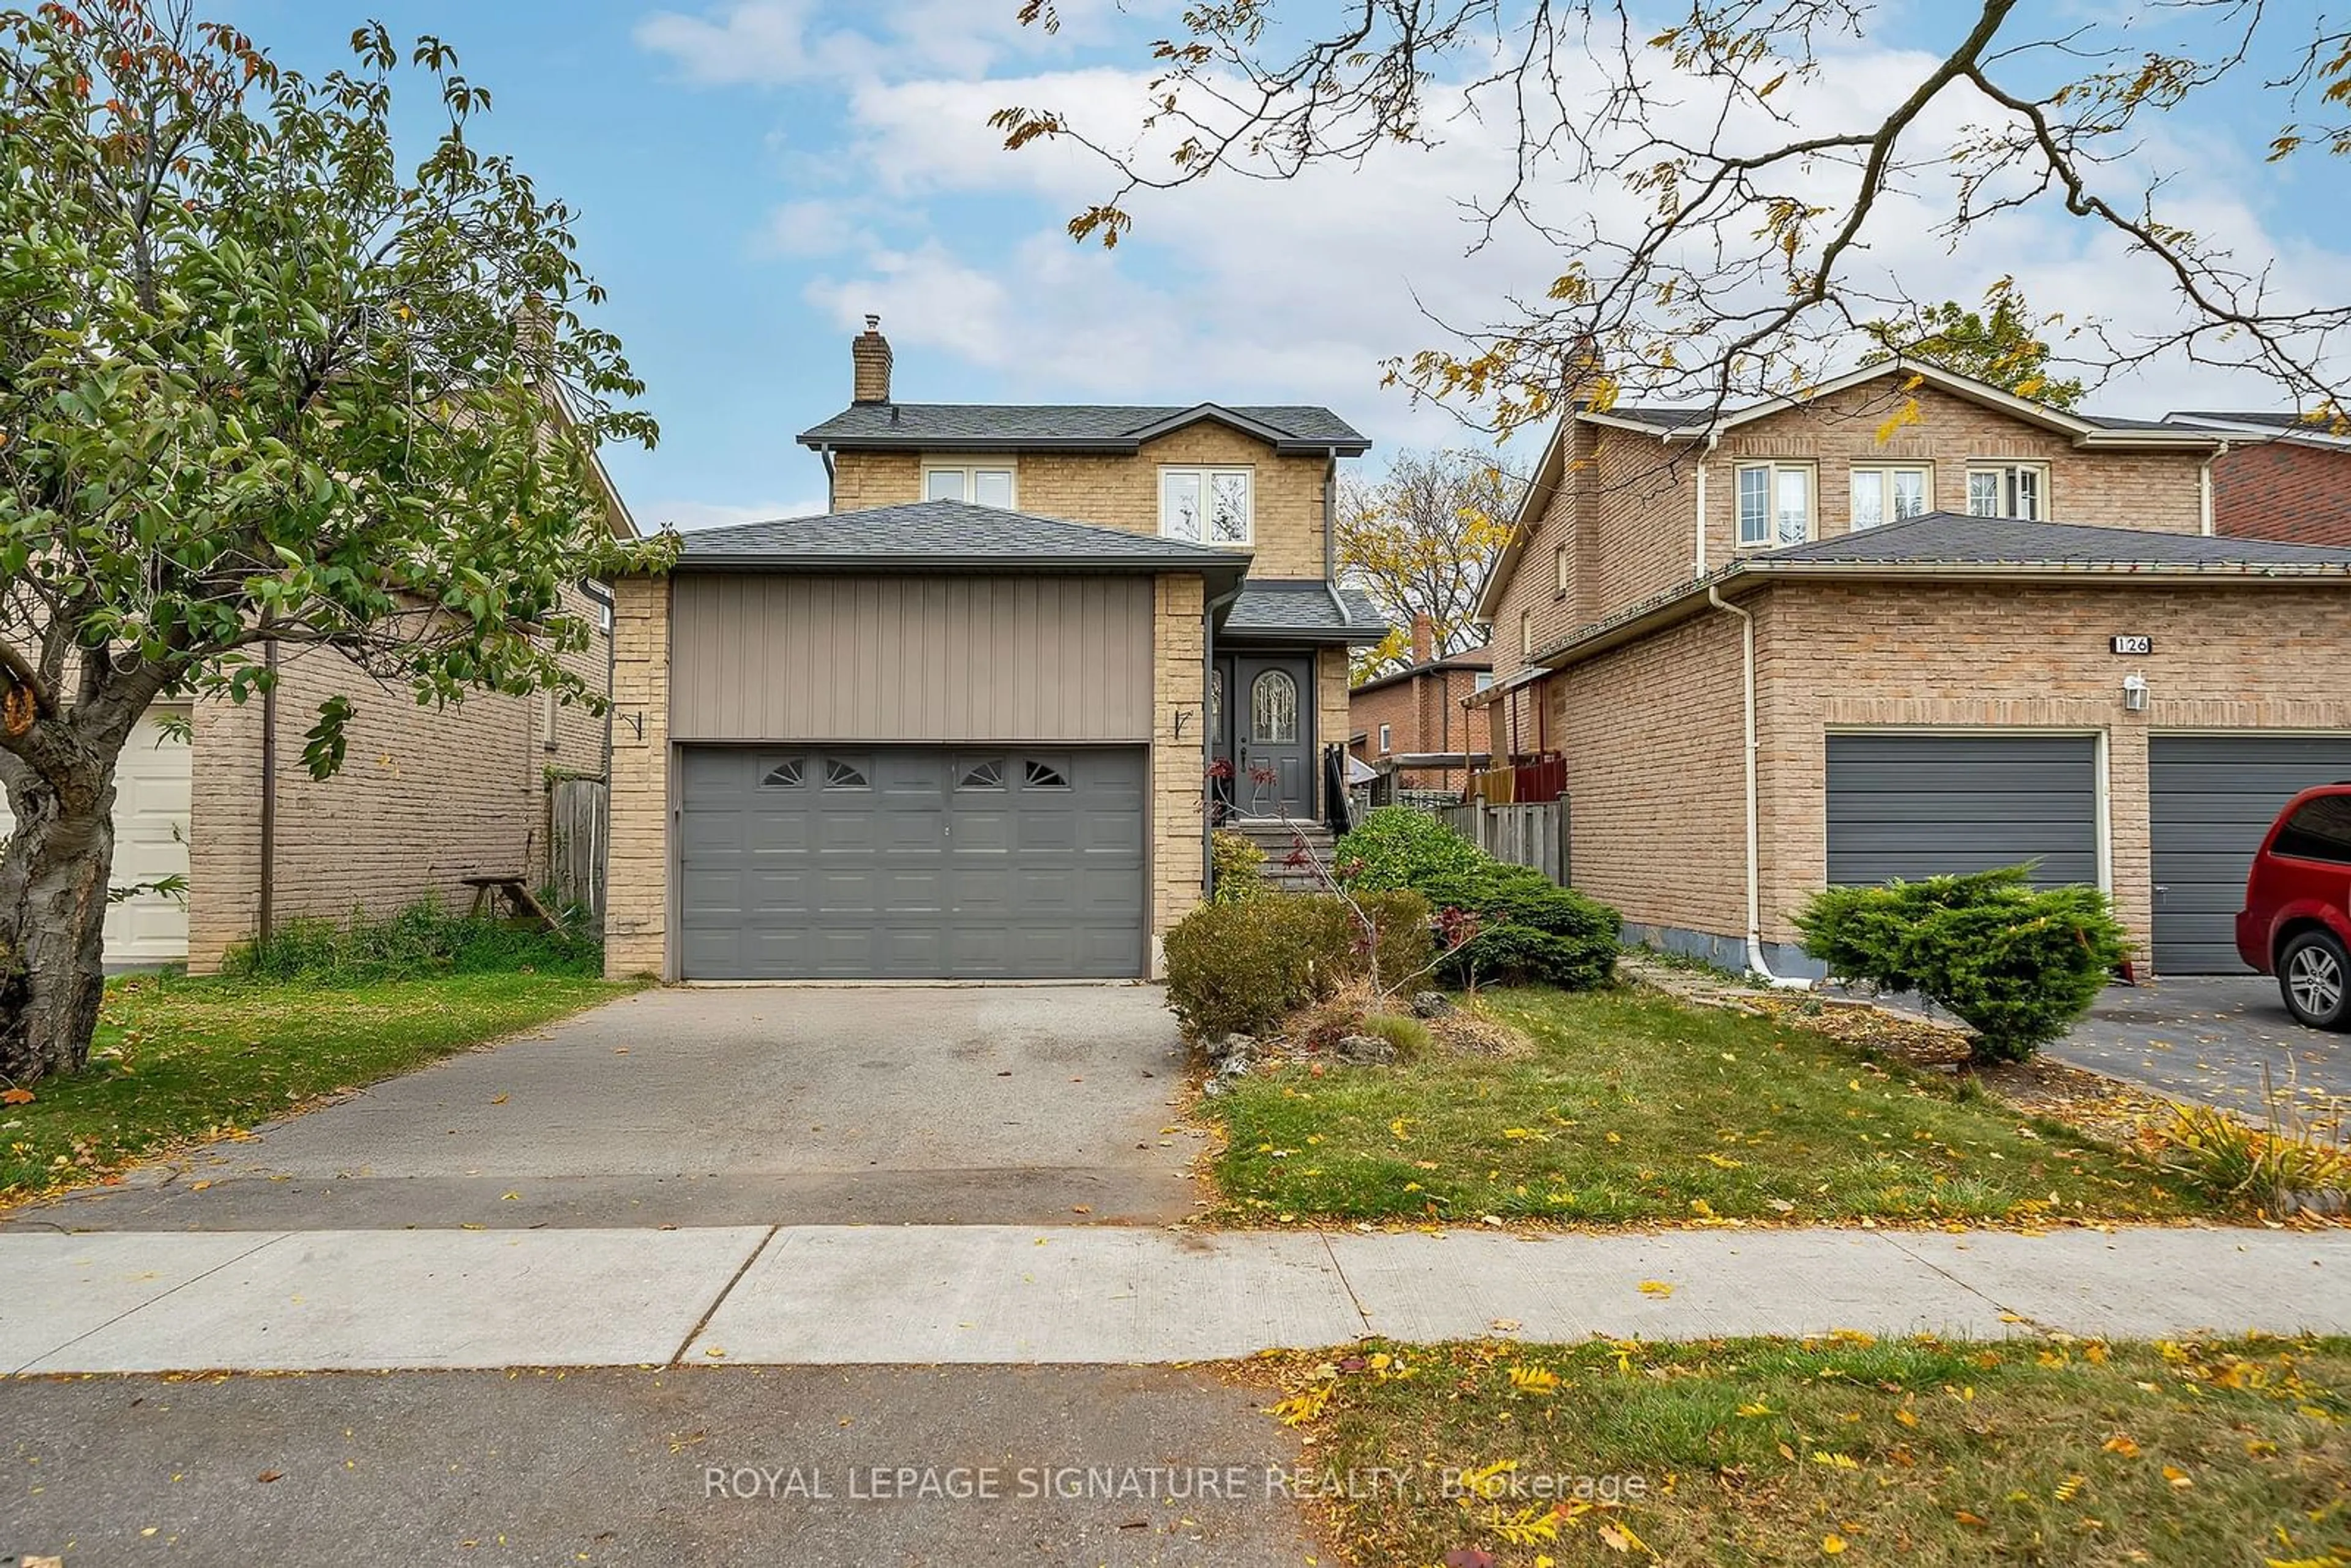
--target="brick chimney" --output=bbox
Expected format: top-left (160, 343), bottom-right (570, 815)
top-left (851, 315), bottom-right (893, 405)
top-left (1410, 612), bottom-right (1434, 667)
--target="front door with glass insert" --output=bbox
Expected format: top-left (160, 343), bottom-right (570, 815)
top-left (1227, 655), bottom-right (1313, 820)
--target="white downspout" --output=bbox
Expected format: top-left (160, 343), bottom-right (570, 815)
top-left (1693, 429), bottom-right (1720, 577)
top-left (2198, 440), bottom-right (2230, 536)
top-left (1709, 584), bottom-right (1810, 989)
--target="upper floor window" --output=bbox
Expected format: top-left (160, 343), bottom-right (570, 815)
top-left (1518, 609), bottom-right (1532, 657)
top-left (1472, 670), bottom-right (1494, 693)
top-left (925, 465), bottom-right (1015, 508)
top-left (1735, 462), bottom-right (1813, 549)
top-left (1160, 468), bottom-right (1253, 546)
top-left (582, 581), bottom-right (615, 634)
top-left (1967, 463), bottom-right (2046, 520)
top-left (1377, 722), bottom-right (1392, 754)
top-left (1553, 542), bottom-right (1570, 598)
top-left (1850, 465), bottom-right (1930, 530)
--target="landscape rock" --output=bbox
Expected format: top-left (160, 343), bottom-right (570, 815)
top-left (1334, 1032), bottom-right (1397, 1065)
top-left (1410, 991), bottom-right (1455, 1019)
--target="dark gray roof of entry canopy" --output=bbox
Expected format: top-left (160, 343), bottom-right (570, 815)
top-left (1221, 579), bottom-right (1390, 645)
top-left (798, 402), bottom-right (1371, 455)
top-left (675, 500), bottom-right (1251, 593)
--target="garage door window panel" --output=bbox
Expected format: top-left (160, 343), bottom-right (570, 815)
top-left (761, 757), bottom-right (806, 789)
top-left (824, 757), bottom-right (871, 790)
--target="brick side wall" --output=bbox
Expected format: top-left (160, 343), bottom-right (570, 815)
top-left (829, 426), bottom-right (1333, 578)
top-left (603, 574), bottom-right (672, 978)
top-left (1755, 581), bottom-right (2351, 966)
top-left (1152, 574), bottom-right (1209, 974)
top-left (1543, 609), bottom-right (1749, 940)
top-left (186, 585), bottom-right (612, 973)
top-left (1349, 667), bottom-right (1488, 786)
top-left (1314, 644), bottom-right (1350, 817)
top-left (2211, 440), bottom-right (2351, 547)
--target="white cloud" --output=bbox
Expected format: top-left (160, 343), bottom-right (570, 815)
top-left (638, 0), bottom-right (1129, 86)
top-left (782, 48), bottom-right (2349, 453)
top-left (647, 496), bottom-right (828, 532)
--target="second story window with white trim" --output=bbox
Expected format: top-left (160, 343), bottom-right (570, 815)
top-left (1377, 722), bottom-right (1392, 754)
top-left (1849, 465), bottom-right (1930, 530)
top-left (924, 465), bottom-right (1015, 508)
top-left (1735, 462), bottom-right (1813, 548)
top-left (1160, 468), bottom-right (1253, 545)
top-left (1967, 463), bottom-right (2047, 520)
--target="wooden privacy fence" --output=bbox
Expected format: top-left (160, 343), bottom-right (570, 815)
top-left (1439, 799), bottom-right (1569, 885)
top-left (547, 775), bottom-right (609, 924)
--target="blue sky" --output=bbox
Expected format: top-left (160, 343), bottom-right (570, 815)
top-left (225, 1), bottom-right (2350, 533)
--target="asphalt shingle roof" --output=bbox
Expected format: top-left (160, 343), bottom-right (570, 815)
top-left (798, 402), bottom-right (1370, 452)
top-left (1223, 579), bottom-right (1389, 643)
top-left (675, 500), bottom-right (1251, 572)
top-left (1760, 511), bottom-right (2351, 568)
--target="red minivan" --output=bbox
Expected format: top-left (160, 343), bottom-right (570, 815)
top-left (2237, 783), bottom-right (2351, 1030)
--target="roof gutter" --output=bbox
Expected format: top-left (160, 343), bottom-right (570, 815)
top-left (816, 442), bottom-right (836, 512)
top-left (1707, 583), bottom-right (1810, 991)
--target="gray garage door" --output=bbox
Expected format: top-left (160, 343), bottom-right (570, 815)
top-left (678, 745), bottom-right (1147, 980)
top-left (2150, 734), bottom-right (2351, 973)
top-left (1826, 733), bottom-right (2100, 889)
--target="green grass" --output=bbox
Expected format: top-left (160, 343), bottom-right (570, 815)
top-left (1206, 986), bottom-right (2213, 1225)
top-left (0, 970), bottom-right (635, 1201)
top-left (1264, 1334), bottom-right (2351, 1566)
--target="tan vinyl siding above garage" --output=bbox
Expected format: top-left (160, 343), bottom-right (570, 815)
top-left (669, 574), bottom-right (1153, 743)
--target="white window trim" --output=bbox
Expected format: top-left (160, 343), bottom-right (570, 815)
top-left (1847, 462), bottom-right (1933, 529)
top-left (1965, 461), bottom-right (2050, 520)
top-left (1553, 541), bottom-right (1570, 598)
top-left (1157, 465), bottom-right (1255, 547)
top-left (921, 460), bottom-right (1019, 508)
top-left (1733, 461), bottom-right (1817, 549)
top-left (1377, 722), bottom-right (1392, 754)
top-left (1518, 609), bottom-right (1532, 656)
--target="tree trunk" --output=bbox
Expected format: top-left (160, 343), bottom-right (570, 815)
top-left (0, 742), bottom-right (118, 1086)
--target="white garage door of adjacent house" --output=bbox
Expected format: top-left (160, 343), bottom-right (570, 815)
top-left (0, 705), bottom-right (191, 966)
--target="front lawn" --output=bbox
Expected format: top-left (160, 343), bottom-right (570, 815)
top-left (1259, 1334), bottom-right (2351, 1566)
top-left (1205, 987), bottom-right (2213, 1225)
top-left (0, 970), bottom-right (634, 1202)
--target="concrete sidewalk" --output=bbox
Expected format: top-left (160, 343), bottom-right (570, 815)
top-left (6, 1223), bottom-right (2345, 1375)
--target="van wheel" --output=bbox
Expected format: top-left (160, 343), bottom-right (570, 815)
top-left (2279, 930), bottom-right (2351, 1031)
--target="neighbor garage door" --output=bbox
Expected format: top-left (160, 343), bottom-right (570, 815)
top-left (678, 745), bottom-right (1147, 980)
top-left (1826, 732), bottom-right (2100, 889)
top-left (2150, 734), bottom-right (2351, 973)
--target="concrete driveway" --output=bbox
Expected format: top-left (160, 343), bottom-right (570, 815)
top-left (12, 985), bottom-right (1209, 1232)
top-left (2050, 973), bottom-right (2351, 1119)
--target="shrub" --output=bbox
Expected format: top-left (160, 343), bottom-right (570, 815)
top-left (222, 896), bottom-right (602, 983)
top-left (1418, 863), bottom-right (1621, 991)
top-left (1332, 806), bottom-right (1485, 892)
top-left (1794, 867), bottom-right (2128, 1062)
top-left (1163, 889), bottom-right (1434, 1040)
top-left (1209, 828), bottom-right (1268, 903)
top-left (1360, 1011), bottom-right (1434, 1056)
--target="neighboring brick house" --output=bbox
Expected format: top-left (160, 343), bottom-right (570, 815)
top-left (2168, 411), bottom-right (2351, 546)
top-left (1348, 614), bottom-right (1492, 793)
top-left (4, 396), bottom-right (639, 973)
top-left (601, 319), bottom-right (1384, 982)
top-left (1471, 358), bottom-right (2351, 979)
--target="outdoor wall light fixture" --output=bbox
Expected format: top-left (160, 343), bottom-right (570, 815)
top-left (2122, 672), bottom-right (2149, 713)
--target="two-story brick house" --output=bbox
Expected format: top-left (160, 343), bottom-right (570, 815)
top-left (1471, 359), bottom-right (2351, 979)
top-left (601, 320), bottom-right (1383, 981)
top-left (1348, 614), bottom-right (1492, 794)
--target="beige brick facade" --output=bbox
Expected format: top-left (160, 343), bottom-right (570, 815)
top-left (1152, 574), bottom-right (1210, 973)
top-left (1484, 378), bottom-right (2212, 698)
top-left (186, 582), bottom-right (614, 973)
top-left (602, 574), bottom-right (672, 979)
top-left (1535, 579), bottom-right (2351, 972)
top-left (830, 424), bottom-right (1332, 578)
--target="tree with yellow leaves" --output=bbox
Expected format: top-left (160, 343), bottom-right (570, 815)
top-left (1338, 449), bottom-right (1518, 681)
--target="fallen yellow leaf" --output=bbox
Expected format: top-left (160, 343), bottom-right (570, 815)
top-left (1822, 1535), bottom-right (1848, 1556)
top-left (1638, 1280), bottom-right (1675, 1297)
